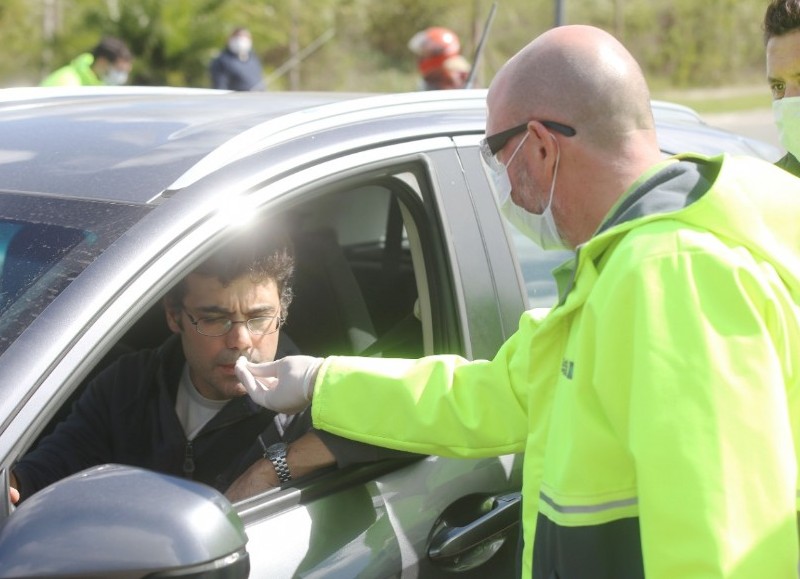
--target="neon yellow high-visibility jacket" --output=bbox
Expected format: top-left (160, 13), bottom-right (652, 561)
top-left (40, 53), bottom-right (102, 87)
top-left (312, 153), bottom-right (800, 578)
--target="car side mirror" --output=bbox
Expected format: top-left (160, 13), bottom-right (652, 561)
top-left (0, 464), bottom-right (249, 578)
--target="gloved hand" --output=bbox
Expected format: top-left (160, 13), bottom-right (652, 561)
top-left (235, 355), bottom-right (324, 414)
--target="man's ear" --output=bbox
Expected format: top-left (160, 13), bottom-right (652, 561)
top-left (527, 120), bottom-right (560, 179)
top-left (528, 121), bottom-right (558, 161)
top-left (164, 301), bottom-right (182, 334)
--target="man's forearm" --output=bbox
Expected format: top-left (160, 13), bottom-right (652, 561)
top-left (224, 432), bottom-right (335, 502)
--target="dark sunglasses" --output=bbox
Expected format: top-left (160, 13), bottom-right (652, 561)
top-left (484, 120), bottom-right (576, 156)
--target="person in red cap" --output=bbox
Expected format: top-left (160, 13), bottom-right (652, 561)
top-left (408, 26), bottom-right (472, 90)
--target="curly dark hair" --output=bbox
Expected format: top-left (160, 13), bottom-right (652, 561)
top-left (764, 0), bottom-right (800, 44)
top-left (164, 227), bottom-right (294, 319)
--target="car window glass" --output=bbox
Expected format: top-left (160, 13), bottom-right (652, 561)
top-left (507, 227), bottom-right (573, 308)
top-left (283, 176), bottom-right (424, 360)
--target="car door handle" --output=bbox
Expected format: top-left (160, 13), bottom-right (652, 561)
top-left (428, 491), bottom-right (521, 561)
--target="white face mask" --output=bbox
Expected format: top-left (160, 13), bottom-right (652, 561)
top-left (773, 96), bottom-right (800, 159)
top-left (490, 134), bottom-right (568, 251)
top-left (228, 37), bottom-right (252, 57)
top-left (487, 131), bottom-right (528, 206)
top-left (103, 68), bottom-right (128, 86)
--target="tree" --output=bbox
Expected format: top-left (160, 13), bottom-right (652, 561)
top-left (0, 0), bottom-right (775, 92)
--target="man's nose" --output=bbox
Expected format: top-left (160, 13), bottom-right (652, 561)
top-left (225, 321), bottom-right (253, 348)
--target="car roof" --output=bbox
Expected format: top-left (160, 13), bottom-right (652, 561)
top-left (0, 87), bottom-right (487, 205)
top-left (0, 86), bottom-right (780, 206)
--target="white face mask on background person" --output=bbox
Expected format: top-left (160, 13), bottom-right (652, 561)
top-left (103, 67), bottom-right (129, 86)
top-left (773, 96), bottom-right (800, 160)
top-left (228, 36), bottom-right (253, 57)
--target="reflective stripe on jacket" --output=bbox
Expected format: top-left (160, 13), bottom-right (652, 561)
top-left (313, 153), bottom-right (800, 578)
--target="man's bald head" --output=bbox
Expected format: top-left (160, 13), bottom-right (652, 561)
top-left (488, 25), bottom-right (654, 148)
top-left (484, 26), bottom-right (663, 248)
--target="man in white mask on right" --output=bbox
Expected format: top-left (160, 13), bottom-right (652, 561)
top-left (766, 0), bottom-right (800, 177)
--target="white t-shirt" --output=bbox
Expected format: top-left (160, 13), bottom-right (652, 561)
top-left (175, 364), bottom-right (227, 440)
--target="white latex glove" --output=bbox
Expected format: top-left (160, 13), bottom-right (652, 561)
top-left (236, 355), bottom-right (323, 414)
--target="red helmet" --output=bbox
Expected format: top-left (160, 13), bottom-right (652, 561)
top-left (408, 27), bottom-right (462, 76)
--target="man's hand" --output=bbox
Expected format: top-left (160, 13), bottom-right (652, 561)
top-left (9, 472), bottom-right (19, 505)
top-left (236, 355), bottom-right (323, 413)
top-left (224, 458), bottom-right (277, 503)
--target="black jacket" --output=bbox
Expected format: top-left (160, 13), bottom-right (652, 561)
top-left (14, 335), bottom-right (389, 500)
top-left (209, 49), bottom-right (265, 91)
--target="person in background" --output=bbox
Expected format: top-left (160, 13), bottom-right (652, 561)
top-left (426, 53), bottom-right (471, 90)
top-left (40, 36), bottom-right (132, 87)
top-left (765, 0), bottom-right (800, 176)
top-left (237, 24), bottom-right (800, 578)
top-left (407, 26), bottom-right (471, 90)
top-left (210, 27), bottom-right (266, 91)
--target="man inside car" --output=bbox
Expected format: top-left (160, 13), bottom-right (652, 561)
top-left (9, 226), bottom-right (396, 504)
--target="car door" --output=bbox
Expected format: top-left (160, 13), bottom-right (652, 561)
top-left (0, 132), bottom-right (526, 578)
top-left (220, 136), bottom-right (527, 578)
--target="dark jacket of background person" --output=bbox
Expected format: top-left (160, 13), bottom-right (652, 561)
top-left (210, 47), bottom-right (265, 91)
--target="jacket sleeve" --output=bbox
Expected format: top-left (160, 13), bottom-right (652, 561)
top-left (591, 237), bottom-right (799, 578)
top-left (312, 428), bottom-right (418, 468)
top-left (209, 56), bottom-right (228, 90)
top-left (12, 357), bottom-right (132, 500)
top-left (311, 325), bottom-right (538, 458)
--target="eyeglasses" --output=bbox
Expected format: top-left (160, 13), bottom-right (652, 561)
top-left (479, 119), bottom-right (575, 206)
top-left (483, 120), bottom-right (576, 157)
top-left (184, 311), bottom-right (283, 337)
top-left (480, 120), bottom-right (576, 173)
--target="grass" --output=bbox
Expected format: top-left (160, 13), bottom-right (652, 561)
top-left (660, 93), bottom-right (772, 114)
top-left (650, 85), bottom-right (773, 114)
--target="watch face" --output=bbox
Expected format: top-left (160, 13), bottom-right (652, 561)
top-left (267, 442), bottom-right (288, 458)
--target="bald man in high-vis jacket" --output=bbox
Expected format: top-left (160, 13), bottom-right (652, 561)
top-left (237, 25), bottom-right (800, 579)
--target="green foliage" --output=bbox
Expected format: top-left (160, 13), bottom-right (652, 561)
top-left (0, 0), bottom-right (43, 85)
top-left (0, 0), bottom-right (776, 91)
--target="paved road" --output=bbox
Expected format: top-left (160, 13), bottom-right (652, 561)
top-left (703, 107), bottom-right (782, 153)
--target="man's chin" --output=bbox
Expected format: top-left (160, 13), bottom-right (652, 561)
top-left (215, 375), bottom-right (248, 399)
top-left (230, 382), bottom-right (248, 397)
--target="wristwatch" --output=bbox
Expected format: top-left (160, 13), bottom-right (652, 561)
top-left (265, 442), bottom-right (292, 483)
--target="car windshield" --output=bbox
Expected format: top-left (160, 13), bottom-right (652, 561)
top-left (0, 193), bottom-right (150, 354)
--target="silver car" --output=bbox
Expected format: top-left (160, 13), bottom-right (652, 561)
top-left (0, 87), bottom-right (780, 578)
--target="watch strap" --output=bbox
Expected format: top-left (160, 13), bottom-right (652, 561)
top-left (265, 442), bottom-right (292, 483)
